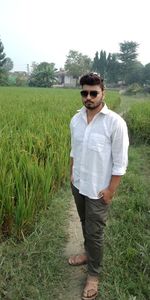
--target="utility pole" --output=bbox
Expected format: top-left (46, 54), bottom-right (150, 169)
top-left (27, 64), bottom-right (30, 75)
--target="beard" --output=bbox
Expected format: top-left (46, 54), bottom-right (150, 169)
top-left (84, 100), bottom-right (103, 110)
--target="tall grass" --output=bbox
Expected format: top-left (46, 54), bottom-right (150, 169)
top-left (102, 145), bottom-right (150, 300)
top-left (0, 87), bottom-right (120, 238)
top-left (124, 101), bottom-right (150, 144)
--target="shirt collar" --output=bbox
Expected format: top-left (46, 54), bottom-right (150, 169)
top-left (100, 103), bottom-right (109, 114)
top-left (79, 103), bottom-right (109, 116)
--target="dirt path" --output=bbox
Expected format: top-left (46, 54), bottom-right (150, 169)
top-left (63, 198), bottom-right (87, 300)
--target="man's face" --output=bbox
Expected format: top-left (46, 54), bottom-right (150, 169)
top-left (80, 84), bottom-right (104, 110)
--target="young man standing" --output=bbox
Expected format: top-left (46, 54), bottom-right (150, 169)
top-left (69, 73), bottom-right (129, 300)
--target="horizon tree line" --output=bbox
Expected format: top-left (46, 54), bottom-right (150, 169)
top-left (0, 38), bottom-right (150, 87)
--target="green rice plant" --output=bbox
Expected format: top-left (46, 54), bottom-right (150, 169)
top-left (124, 101), bottom-right (150, 144)
top-left (106, 91), bottom-right (121, 110)
top-left (0, 170), bottom-right (15, 236)
top-left (0, 87), bottom-right (120, 238)
top-left (103, 145), bottom-right (150, 299)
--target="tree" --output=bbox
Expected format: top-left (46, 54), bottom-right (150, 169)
top-left (3, 57), bottom-right (13, 72)
top-left (125, 61), bottom-right (144, 85)
top-left (143, 63), bottom-right (150, 84)
top-left (106, 53), bottom-right (121, 83)
top-left (0, 39), bottom-right (6, 67)
top-left (92, 50), bottom-right (107, 78)
top-left (31, 61), bottom-right (38, 73)
top-left (29, 62), bottom-right (57, 87)
top-left (99, 50), bottom-right (107, 78)
top-left (0, 39), bottom-right (7, 85)
top-left (65, 50), bottom-right (92, 84)
top-left (0, 40), bottom-right (14, 85)
top-left (92, 51), bottom-right (99, 73)
top-left (92, 51), bottom-right (121, 83)
top-left (118, 41), bottom-right (139, 84)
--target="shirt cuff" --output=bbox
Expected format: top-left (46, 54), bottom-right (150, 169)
top-left (70, 149), bottom-right (74, 157)
top-left (112, 167), bottom-right (126, 176)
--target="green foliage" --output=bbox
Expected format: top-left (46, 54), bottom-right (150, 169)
top-left (143, 85), bottom-right (150, 94)
top-left (143, 63), bottom-right (150, 84)
top-left (92, 51), bottom-right (99, 73)
top-left (124, 101), bottom-right (150, 144)
top-left (0, 87), bottom-right (120, 238)
top-left (65, 50), bottom-right (92, 81)
top-left (92, 43), bottom-right (150, 85)
top-left (125, 61), bottom-right (144, 85)
top-left (29, 62), bottom-right (57, 87)
top-left (0, 40), bottom-right (14, 86)
top-left (119, 41), bottom-right (139, 84)
top-left (125, 83), bottom-right (143, 95)
top-left (92, 42), bottom-right (143, 85)
top-left (0, 146), bottom-right (149, 299)
top-left (0, 39), bottom-right (6, 67)
top-left (8, 72), bottom-right (28, 86)
top-left (125, 83), bottom-right (150, 96)
top-left (106, 53), bottom-right (121, 83)
top-left (103, 145), bottom-right (150, 300)
top-left (0, 71), bottom-right (8, 86)
top-left (3, 57), bottom-right (13, 72)
top-left (99, 50), bottom-right (107, 78)
top-left (0, 187), bottom-right (71, 299)
top-left (0, 39), bottom-right (7, 85)
top-left (92, 50), bottom-right (109, 79)
top-left (0, 92), bottom-right (149, 299)
top-left (106, 91), bottom-right (121, 110)
top-left (119, 41), bottom-right (139, 63)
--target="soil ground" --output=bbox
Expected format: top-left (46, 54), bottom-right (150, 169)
top-left (64, 198), bottom-right (87, 300)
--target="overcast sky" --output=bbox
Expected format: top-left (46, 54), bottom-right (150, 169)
top-left (0, 0), bottom-right (150, 72)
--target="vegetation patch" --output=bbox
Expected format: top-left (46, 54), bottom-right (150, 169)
top-left (0, 92), bottom-right (149, 299)
top-left (0, 186), bottom-right (71, 299)
top-left (0, 146), bottom-right (149, 300)
top-left (101, 146), bottom-right (150, 300)
top-left (124, 100), bottom-right (150, 144)
top-left (0, 87), bottom-right (120, 238)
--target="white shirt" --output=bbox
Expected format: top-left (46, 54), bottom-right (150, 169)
top-left (70, 104), bottom-right (129, 199)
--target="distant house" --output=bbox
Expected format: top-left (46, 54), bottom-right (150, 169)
top-left (55, 69), bottom-right (77, 87)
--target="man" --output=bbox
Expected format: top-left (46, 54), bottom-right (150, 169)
top-left (69, 73), bottom-right (129, 300)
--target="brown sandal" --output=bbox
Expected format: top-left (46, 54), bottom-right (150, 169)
top-left (82, 275), bottom-right (99, 300)
top-left (68, 254), bottom-right (88, 266)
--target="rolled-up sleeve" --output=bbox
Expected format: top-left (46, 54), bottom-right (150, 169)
top-left (111, 119), bottom-right (129, 175)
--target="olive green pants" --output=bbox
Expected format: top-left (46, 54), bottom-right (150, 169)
top-left (71, 183), bottom-right (110, 276)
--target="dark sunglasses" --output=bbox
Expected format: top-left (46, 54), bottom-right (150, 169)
top-left (80, 90), bottom-right (100, 98)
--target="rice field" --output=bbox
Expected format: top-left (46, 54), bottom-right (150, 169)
top-left (124, 100), bottom-right (150, 144)
top-left (0, 87), bottom-right (120, 239)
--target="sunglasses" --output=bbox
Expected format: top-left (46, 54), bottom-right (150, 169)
top-left (80, 90), bottom-right (100, 98)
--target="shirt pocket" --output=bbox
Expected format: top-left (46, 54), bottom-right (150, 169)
top-left (88, 133), bottom-right (106, 152)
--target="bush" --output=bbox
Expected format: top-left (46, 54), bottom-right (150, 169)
top-left (143, 84), bottom-right (150, 94)
top-left (124, 101), bottom-right (150, 144)
top-left (125, 83), bottom-right (143, 95)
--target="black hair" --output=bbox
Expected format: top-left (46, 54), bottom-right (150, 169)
top-left (80, 73), bottom-right (104, 91)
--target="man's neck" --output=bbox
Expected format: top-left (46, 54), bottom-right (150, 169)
top-left (86, 103), bottom-right (103, 123)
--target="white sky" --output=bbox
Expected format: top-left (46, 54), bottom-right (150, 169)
top-left (0, 0), bottom-right (150, 71)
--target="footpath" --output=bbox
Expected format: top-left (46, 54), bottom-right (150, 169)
top-left (63, 199), bottom-right (87, 300)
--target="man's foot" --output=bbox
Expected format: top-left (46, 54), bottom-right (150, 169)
top-left (68, 254), bottom-right (88, 266)
top-left (82, 275), bottom-right (99, 300)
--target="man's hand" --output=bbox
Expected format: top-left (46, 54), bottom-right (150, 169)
top-left (98, 175), bottom-right (122, 204)
top-left (98, 188), bottom-right (115, 204)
